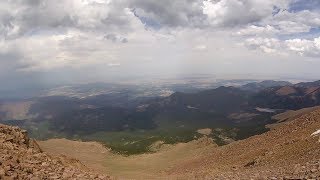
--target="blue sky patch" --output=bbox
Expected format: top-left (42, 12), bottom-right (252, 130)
top-left (131, 8), bottom-right (161, 30)
top-left (277, 27), bottom-right (320, 40)
top-left (289, 0), bottom-right (320, 12)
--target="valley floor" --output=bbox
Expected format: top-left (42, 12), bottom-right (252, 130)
top-left (39, 137), bottom-right (217, 179)
top-left (38, 108), bottom-right (320, 179)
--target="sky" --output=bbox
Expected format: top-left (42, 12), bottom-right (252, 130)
top-left (1, 0), bottom-right (320, 90)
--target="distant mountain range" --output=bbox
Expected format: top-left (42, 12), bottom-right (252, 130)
top-left (251, 81), bottom-right (320, 110)
top-left (1, 79), bottom-right (320, 154)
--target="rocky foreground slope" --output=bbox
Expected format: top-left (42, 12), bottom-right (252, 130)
top-left (168, 109), bottom-right (320, 179)
top-left (0, 124), bottom-right (111, 180)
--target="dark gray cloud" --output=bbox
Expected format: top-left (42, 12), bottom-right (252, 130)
top-left (0, 0), bottom-right (293, 39)
top-left (128, 0), bottom-right (207, 28)
top-left (0, 0), bottom-right (134, 39)
top-left (104, 34), bottom-right (128, 43)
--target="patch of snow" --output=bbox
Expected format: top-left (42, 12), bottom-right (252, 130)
top-left (311, 129), bottom-right (320, 137)
top-left (187, 105), bottom-right (199, 110)
top-left (311, 129), bottom-right (320, 142)
top-left (255, 107), bottom-right (276, 113)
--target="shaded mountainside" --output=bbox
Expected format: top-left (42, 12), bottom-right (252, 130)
top-left (296, 80), bottom-right (320, 88)
top-left (152, 86), bottom-right (250, 113)
top-left (0, 124), bottom-right (111, 180)
top-left (240, 80), bottom-right (292, 92)
top-left (251, 84), bottom-right (320, 110)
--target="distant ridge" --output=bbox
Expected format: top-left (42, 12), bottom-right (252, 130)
top-left (240, 80), bottom-right (292, 92)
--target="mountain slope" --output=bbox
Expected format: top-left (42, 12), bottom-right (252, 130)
top-left (0, 124), bottom-right (111, 179)
top-left (272, 106), bottom-right (320, 123)
top-left (167, 108), bottom-right (320, 179)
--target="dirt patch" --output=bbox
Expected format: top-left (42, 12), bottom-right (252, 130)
top-left (228, 112), bottom-right (259, 121)
top-left (276, 86), bottom-right (297, 96)
top-left (196, 128), bottom-right (212, 135)
top-left (0, 101), bottom-right (34, 120)
top-left (38, 139), bottom-right (111, 174)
